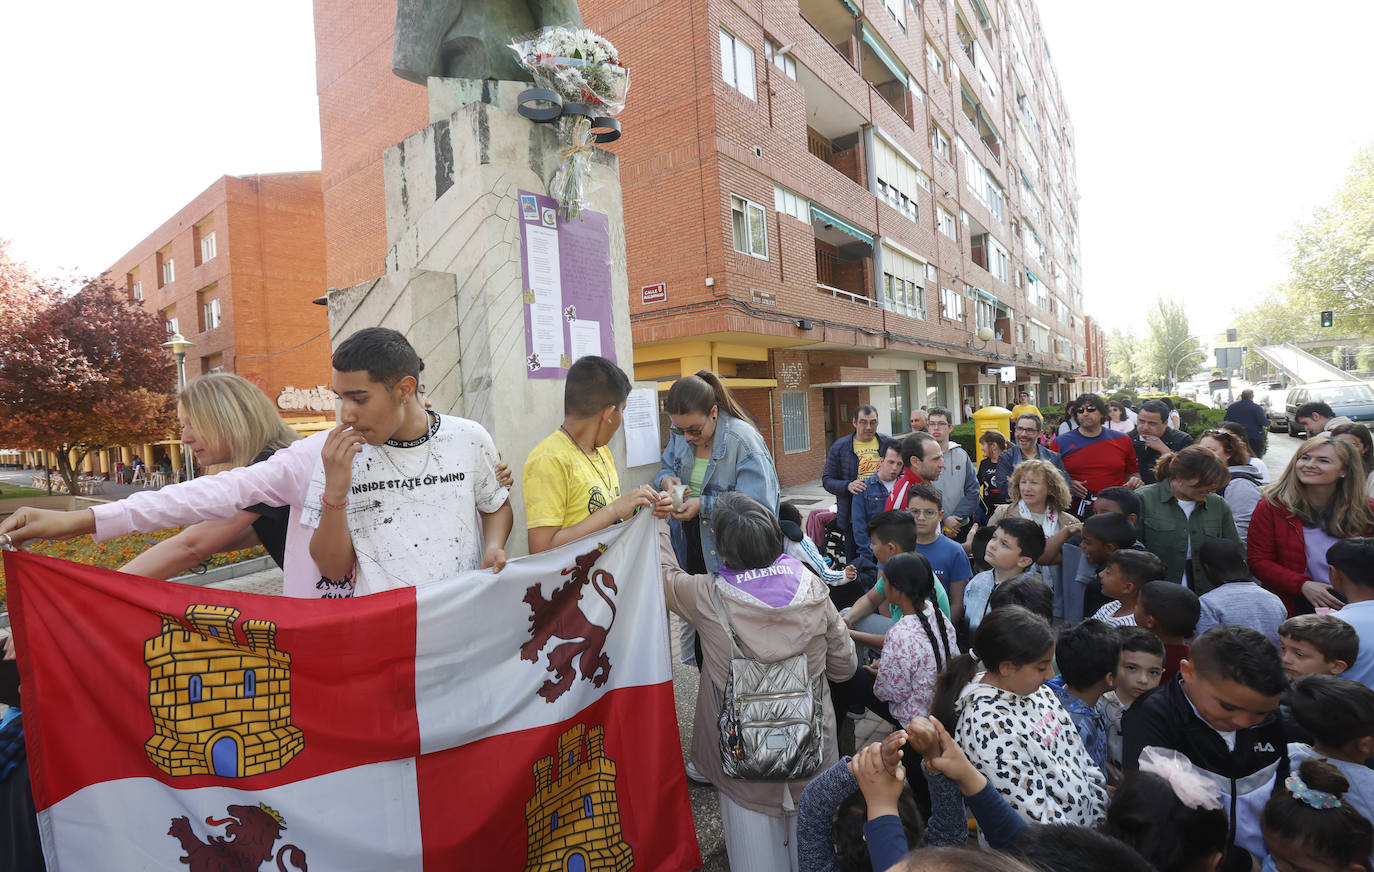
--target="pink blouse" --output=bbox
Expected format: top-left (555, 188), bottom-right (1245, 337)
top-left (874, 606), bottom-right (960, 722)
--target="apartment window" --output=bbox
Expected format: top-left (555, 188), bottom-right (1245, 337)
top-left (925, 42), bottom-right (945, 82)
top-left (937, 207), bottom-right (957, 240)
top-left (872, 136), bottom-right (921, 224)
top-left (200, 297), bottom-right (221, 331)
top-left (774, 185), bottom-right (809, 222)
top-left (881, 243), bottom-right (925, 319)
top-left (975, 296), bottom-right (997, 331)
top-left (131, 280), bottom-right (142, 301)
top-left (201, 352), bottom-right (224, 374)
top-left (1026, 270), bottom-right (1049, 308)
top-left (200, 231), bottom-right (216, 264)
top-left (720, 29), bottom-right (757, 100)
top-left (989, 239), bottom-right (1009, 282)
top-left (781, 391), bottom-right (810, 453)
top-left (764, 40), bottom-right (796, 80)
top-left (163, 308), bottom-right (179, 335)
top-left (915, 170), bottom-right (932, 192)
top-left (930, 124), bottom-right (950, 162)
top-left (731, 194), bottom-right (768, 259)
top-left (925, 263), bottom-right (939, 282)
top-left (884, 0), bottom-right (906, 29)
top-left (909, 76), bottom-right (926, 104)
top-left (940, 287), bottom-right (964, 321)
top-left (159, 255), bottom-right (174, 287)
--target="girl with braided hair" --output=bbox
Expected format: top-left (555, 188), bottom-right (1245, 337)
top-left (870, 552), bottom-right (959, 725)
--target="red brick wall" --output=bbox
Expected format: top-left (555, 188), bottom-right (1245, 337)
top-left (102, 173), bottom-right (331, 414)
top-left (313, 0), bottom-right (429, 290)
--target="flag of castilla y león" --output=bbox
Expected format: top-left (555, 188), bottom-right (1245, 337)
top-left (6, 511), bottom-right (699, 871)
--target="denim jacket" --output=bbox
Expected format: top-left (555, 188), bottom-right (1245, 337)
top-left (655, 413), bottom-right (780, 574)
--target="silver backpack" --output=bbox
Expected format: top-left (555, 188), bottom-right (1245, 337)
top-left (710, 584), bottom-right (824, 781)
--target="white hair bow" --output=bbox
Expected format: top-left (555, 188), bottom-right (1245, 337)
top-left (1138, 746), bottom-right (1223, 810)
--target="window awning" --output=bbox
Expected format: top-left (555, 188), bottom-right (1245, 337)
top-left (1026, 269), bottom-right (1039, 283)
top-left (861, 24), bottom-right (907, 85)
top-left (811, 204), bottom-right (874, 245)
top-left (976, 289), bottom-right (1000, 304)
top-left (839, 0), bottom-right (860, 15)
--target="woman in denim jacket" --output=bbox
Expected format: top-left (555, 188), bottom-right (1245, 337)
top-left (656, 371), bottom-right (781, 575)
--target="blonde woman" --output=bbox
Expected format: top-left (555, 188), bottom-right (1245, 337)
top-left (985, 459), bottom-right (1079, 593)
top-left (119, 373), bottom-right (308, 580)
top-left (1249, 434), bottom-right (1374, 615)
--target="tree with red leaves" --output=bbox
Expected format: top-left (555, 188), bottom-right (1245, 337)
top-left (0, 243), bottom-right (176, 496)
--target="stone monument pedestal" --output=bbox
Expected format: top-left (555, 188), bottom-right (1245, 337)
top-left (326, 79), bottom-right (640, 556)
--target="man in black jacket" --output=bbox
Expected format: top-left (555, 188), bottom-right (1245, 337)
top-left (1123, 626), bottom-right (1288, 872)
top-left (1130, 399), bottom-right (1193, 485)
top-left (822, 405), bottom-right (894, 562)
top-left (1223, 390), bottom-right (1268, 458)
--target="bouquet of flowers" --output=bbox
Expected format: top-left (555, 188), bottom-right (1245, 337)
top-left (512, 27), bottom-right (630, 220)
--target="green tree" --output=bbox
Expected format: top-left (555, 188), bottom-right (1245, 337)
top-left (1105, 328), bottom-right (1145, 387)
top-left (1287, 144), bottom-right (1374, 336)
top-left (1143, 298), bottom-right (1202, 387)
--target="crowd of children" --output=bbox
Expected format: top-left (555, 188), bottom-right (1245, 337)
top-left (796, 445), bottom-right (1374, 872)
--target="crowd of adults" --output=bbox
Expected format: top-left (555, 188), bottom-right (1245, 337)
top-left (4, 356), bottom-right (1374, 872)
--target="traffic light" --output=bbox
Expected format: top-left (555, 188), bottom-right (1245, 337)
top-left (1226, 328), bottom-right (1238, 342)
top-left (1321, 310), bottom-right (1334, 328)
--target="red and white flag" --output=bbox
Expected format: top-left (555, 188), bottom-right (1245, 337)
top-left (6, 511), bottom-right (700, 871)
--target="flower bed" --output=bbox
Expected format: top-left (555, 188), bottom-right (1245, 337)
top-left (0, 528), bottom-right (265, 612)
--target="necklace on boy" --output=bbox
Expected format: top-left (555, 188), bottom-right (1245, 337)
top-left (560, 425), bottom-right (615, 498)
top-left (379, 411), bottom-right (437, 480)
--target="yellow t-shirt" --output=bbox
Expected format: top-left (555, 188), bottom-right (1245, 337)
top-left (523, 430), bottom-right (622, 530)
top-left (853, 438), bottom-right (881, 479)
top-left (1010, 404), bottom-right (1042, 421)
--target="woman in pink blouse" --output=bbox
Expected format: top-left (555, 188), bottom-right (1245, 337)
top-left (870, 552), bottom-right (960, 723)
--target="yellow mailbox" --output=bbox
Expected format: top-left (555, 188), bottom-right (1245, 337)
top-left (971, 406), bottom-right (1013, 463)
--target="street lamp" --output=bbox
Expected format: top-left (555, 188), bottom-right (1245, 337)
top-left (1165, 333), bottom-right (1205, 388)
top-left (161, 332), bottom-right (195, 483)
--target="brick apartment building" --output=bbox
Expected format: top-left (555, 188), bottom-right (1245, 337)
top-left (95, 172), bottom-right (333, 474)
top-left (311, 0), bottom-right (1102, 485)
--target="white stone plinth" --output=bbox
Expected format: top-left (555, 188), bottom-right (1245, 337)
top-left (327, 79), bottom-right (638, 557)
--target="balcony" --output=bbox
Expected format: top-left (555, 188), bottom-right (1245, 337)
top-left (807, 127), bottom-right (863, 186)
top-left (961, 86), bottom-right (1001, 164)
top-left (799, 0), bottom-right (859, 64)
top-left (857, 23), bottom-right (910, 122)
top-left (812, 204), bottom-right (875, 306)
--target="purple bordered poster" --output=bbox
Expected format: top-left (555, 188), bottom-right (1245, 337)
top-left (517, 190), bottom-right (617, 378)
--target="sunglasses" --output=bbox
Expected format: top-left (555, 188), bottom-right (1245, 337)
top-left (1079, 405), bottom-right (1098, 413)
top-left (669, 424), bottom-right (707, 437)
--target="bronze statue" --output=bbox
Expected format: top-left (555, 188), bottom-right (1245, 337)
top-left (393, 0), bottom-right (584, 85)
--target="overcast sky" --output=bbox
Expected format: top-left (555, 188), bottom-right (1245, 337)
top-left (1036, 0), bottom-right (1374, 338)
top-left (4, 1), bottom-right (1372, 344)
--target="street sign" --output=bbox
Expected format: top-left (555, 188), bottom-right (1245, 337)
top-left (641, 282), bottom-right (666, 304)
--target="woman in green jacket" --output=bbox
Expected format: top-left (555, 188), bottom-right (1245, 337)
top-left (1135, 445), bottom-right (1241, 594)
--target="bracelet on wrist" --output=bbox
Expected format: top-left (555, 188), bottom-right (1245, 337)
top-left (320, 495), bottom-right (348, 511)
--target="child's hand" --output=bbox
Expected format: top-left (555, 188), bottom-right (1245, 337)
top-left (849, 742), bottom-right (905, 819)
top-left (610, 484), bottom-right (659, 520)
top-left (913, 716), bottom-right (987, 796)
top-left (481, 545), bottom-right (507, 573)
top-left (494, 454), bottom-right (514, 489)
top-left (844, 564), bottom-right (857, 581)
top-left (904, 715), bottom-right (941, 758)
top-left (880, 728), bottom-right (907, 774)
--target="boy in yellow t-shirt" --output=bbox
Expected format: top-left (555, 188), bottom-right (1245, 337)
top-left (523, 355), bottom-right (660, 553)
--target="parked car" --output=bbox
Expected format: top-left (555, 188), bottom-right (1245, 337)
top-left (1283, 381), bottom-right (1374, 436)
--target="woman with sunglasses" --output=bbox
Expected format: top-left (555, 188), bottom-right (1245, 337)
top-left (1248, 434), bottom-right (1374, 615)
top-left (1106, 401), bottom-right (1134, 433)
top-left (1196, 428), bottom-right (1263, 543)
top-left (656, 370), bottom-right (780, 676)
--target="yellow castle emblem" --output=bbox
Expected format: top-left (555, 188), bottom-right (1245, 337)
top-left (144, 605), bottom-right (304, 778)
top-left (524, 724), bottom-right (633, 872)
